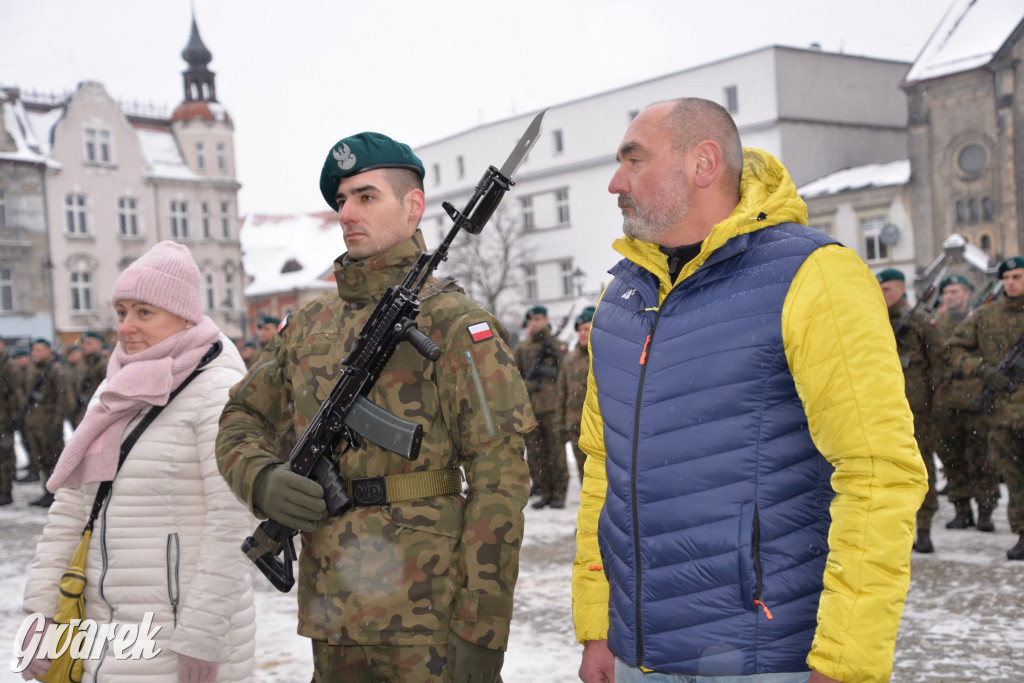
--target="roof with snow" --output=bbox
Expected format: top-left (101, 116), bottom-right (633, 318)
top-left (798, 159), bottom-right (910, 199)
top-left (0, 90), bottom-right (62, 168)
top-left (240, 211), bottom-right (345, 297)
top-left (903, 0), bottom-right (1024, 85)
top-left (133, 125), bottom-right (200, 181)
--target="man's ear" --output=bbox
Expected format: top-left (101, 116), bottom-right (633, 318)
top-left (406, 188), bottom-right (426, 223)
top-left (692, 141), bottom-right (722, 190)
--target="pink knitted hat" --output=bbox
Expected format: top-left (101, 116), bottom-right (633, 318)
top-left (112, 241), bottom-right (203, 323)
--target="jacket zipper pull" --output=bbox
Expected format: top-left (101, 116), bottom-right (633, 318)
top-left (753, 599), bottom-right (774, 621)
top-left (639, 321), bottom-right (656, 366)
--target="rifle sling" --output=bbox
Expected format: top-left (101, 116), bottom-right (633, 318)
top-left (346, 468), bottom-right (463, 507)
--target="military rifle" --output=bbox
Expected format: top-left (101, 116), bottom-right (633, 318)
top-left (892, 262), bottom-right (948, 343)
top-left (242, 110), bottom-right (547, 592)
top-left (14, 363), bottom-right (50, 432)
top-left (977, 328), bottom-right (1024, 415)
top-left (524, 304), bottom-right (574, 390)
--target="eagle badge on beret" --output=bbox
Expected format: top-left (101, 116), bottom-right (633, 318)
top-left (333, 143), bottom-right (356, 171)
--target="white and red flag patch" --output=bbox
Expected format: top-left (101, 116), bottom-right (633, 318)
top-left (468, 321), bottom-right (494, 343)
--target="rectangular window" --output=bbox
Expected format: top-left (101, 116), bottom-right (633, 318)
top-left (65, 194), bottom-right (87, 235)
top-left (170, 200), bottom-right (189, 239)
top-left (84, 129), bottom-right (96, 162)
top-left (0, 267), bottom-right (12, 311)
top-left (553, 129), bottom-right (564, 154)
top-left (117, 197), bottom-right (139, 236)
top-left (724, 85), bottom-right (739, 114)
top-left (204, 272), bottom-right (215, 311)
top-left (84, 127), bottom-right (113, 164)
top-left (861, 214), bottom-right (888, 262)
top-left (561, 260), bottom-right (574, 296)
top-left (70, 269), bottom-right (92, 311)
top-left (433, 163), bottom-right (441, 186)
top-left (99, 130), bottom-right (111, 163)
top-left (521, 196), bottom-right (535, 230)
top-left (556, 189), bottom-right (570, 225)
top-left (196, 142), bottom-right (205, 171)
top-left (456, 155), bottom-right (465, 179)
top-left (224, 271), bottom-right (235, 308)
top-left (523, 264), bottom-right (538, 300)
top-left (217, 143), bottom-right (226, 172)
top-left (0, 189), bottom-right (6, 227)
top-left (201, 201), bottom-right (211, 238)
top-left (220, 201), bottom-right (231, 239)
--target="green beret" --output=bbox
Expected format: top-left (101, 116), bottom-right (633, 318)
top-left (259, 315), bottom-right (280, 327)
top-left (31, 338), bottom-right (51, 347)
top-left (82, 331), bottom-right (105, 342)
top-left (12, 349), bottom-right (30, 358)
top-left (523, 305), bottom-right (548, 327)
top-left (877, 268), bottom-right (905, 283)
top-left (939, 274), bottom-right (974, 292)
top-left (575, 305), bottom-right (596, 330)
top-left (319, 132), bottom-right (425, 210)
top-left (67, 345), bottom-right (82, 352)
top-left (242, 340), bottom-right (258, 349)
top-left (998, 256), bottom-right (1024, 278)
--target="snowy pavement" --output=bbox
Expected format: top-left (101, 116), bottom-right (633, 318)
top-left (2, 452), bottom-right (1022, 682)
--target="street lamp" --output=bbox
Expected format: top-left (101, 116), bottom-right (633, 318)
top-left (571, 267), bottom-right (586, 297)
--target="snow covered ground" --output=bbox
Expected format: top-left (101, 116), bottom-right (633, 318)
top-left (2, 443), bottom-right (1022, 682)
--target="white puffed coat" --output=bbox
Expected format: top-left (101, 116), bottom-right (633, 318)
top-left (23, 336), bottom-right (256, 682)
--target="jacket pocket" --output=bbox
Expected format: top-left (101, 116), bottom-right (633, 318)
top-left (737, 501), bottom-right (761, 611)
top-left (166, 532), bottom-right (180, 627)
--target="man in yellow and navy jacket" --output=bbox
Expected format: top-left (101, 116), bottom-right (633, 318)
top-left (572, 98), bottom-right (927, 683)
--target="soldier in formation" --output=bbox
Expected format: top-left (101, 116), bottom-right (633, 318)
top-left (0, 339), bottom-right (18, 506)
top-left (879, 268), bottom-right (944, 553)
top-left (556, 305), bottom-right (594, 486)
top-left (931, 275), bottom-right (999, 531)
top-left (216, 132), bottom-right (533, 682)
top-left (513, 305), bottom-right (568, 509)
top-left (949, 256), bottom-right (1024, 560)
top-left (69, 330), bottom-right (108, 427)
top-left (17, 338), bottom-right (71, 507)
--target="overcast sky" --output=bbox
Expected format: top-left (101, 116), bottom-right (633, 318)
top-left (2, 0), bottom-right (954, 215)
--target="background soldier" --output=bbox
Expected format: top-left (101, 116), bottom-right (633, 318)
top-left (70, 330), bottom-right (109, 427)
top-left (932, 275), bottom-right (998, 531)
top-left (879, 268), bottom-right (943, 553)
top-left (239, 339), bottom-right (259, 369)
top-left (514, 305), bottom-right (568, 509)
top-left (0, 339), bottom-right (17, 506)
top-left (556, 305), bottom-right (594, 486)
top-left (18, 338), bottom-right (70, 507)
top-left (217, 133), bottom-right (533, 682)
top-left (256, 314), bottom-right (280, 351)
top-left (950, 256), bottom-right (1024, 560)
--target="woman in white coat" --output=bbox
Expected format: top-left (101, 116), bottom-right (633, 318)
top-left (22, 241), bottom-right (255, 682)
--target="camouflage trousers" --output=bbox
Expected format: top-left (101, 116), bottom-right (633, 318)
top-left (988, 428), bottom-right (1024, 535)
top-left (913, 412), bottom-right (938, 531)
top-left (934, 409), bottom-right (998, 510)
top-left (21, 424), bottom-right (63, 478)
top-left (311, 640), bottom-right (446, 682)
top-left (567, 429), bottom-right (586, 485)
top-left (524, 411), bottom-right (567, 500)
top-left (0, 429), bottom-right (14, 493)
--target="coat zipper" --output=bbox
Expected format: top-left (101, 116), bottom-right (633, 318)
top-left (631, 305), bottom-right (665, 666)
top-left (94, 487), bottom-right (115, 677)
top-left (167, 532), bottom-right (180, 627)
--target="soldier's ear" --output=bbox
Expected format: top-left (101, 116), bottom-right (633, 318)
top-left (406, 188), bottom-right (426, 223)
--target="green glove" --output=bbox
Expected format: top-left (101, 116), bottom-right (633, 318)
top-left (252, 464), bottom-right (327, 532)
top-left (979, 365), bottom-right (1013, 393)
top-left (446, 632), bottom-right (503, 683)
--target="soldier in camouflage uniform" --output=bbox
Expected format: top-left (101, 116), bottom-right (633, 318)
top-left (949, 256), bottom-right (1024, 560)
top-left (513, 305), bottom-right (567, 509)
top-left (555, 306), bottom-right (594, 485)
top-left (879, 268), bottom-right (943, 553)
top-left (18, 338), bottom-right (71, 507)
top-left (932, 275), bottom-right (998, 531)
top-left (256, 315), bottom-right (280, 351)
top-left (239, 339), bottom-right (259, 369)
top-left (216, 133), bottom-right (533, 682)
top-left (0, 340), bottom-right (18, 506)
top-left (70, 331), bottom-right (109, 427)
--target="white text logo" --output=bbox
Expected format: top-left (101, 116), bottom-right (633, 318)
top-left (11, 612), bottom-right (162, 673)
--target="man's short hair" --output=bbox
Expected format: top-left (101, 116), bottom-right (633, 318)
top-left (660, 98), bottom-right (744, 196)
top-left (382, 167), bottom-right (424, 201)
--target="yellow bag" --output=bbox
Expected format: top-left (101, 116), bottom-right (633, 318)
top-left (37, 529), bottom-right (89, 683)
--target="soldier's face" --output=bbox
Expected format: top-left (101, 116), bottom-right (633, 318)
top-left (335, 169), bottom-right (424, 261)
top-left (880, 281), bottom-right (905, 308)
top-left (941, 284), bottom-right (971, 313)
top-left (30, 343), bottom-right (50, 363)
top-left (258, 323), bottom-right (276, 344)
top-left (81, 337), bottom-right (103, 355)
top-left (67, 349), bottom-right (83, 364)
top-left (526, 314), bottom-right (548, 335)
top-left (1003, 269), bottom-right (1024, 298)
top-left (576, 321), bottom-right (591, 348)
top-left (115, 299), bottom-right (190, 355)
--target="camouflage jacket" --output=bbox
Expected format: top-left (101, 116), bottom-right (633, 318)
top-left (20, 357), bottom-right (70, 431)
top-left (217, 231), bottom-right (533, 649)
top-left (555, 344), bottom-right (589, 435)
top-left (931, 309), bottom-right (984, 413)
top-left (1, 356), bottom-right (18, 428)
top-left (888, 300), bottom-right (941, 414)
top-left (949, 294), bottom-right (1024, 426)
top-left (513, 328), bottom-right (565, 414)
top-left (72, 352), bottom-right (108, 423)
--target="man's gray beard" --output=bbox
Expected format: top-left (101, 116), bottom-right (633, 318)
top-left (622, 213), bottom-right (673, 242)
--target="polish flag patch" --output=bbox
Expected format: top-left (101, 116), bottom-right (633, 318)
top-left (468, 322), bottom-right (494, 343)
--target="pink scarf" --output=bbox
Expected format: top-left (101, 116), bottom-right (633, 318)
top-left (47, 316), bottom-right (221, 492)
